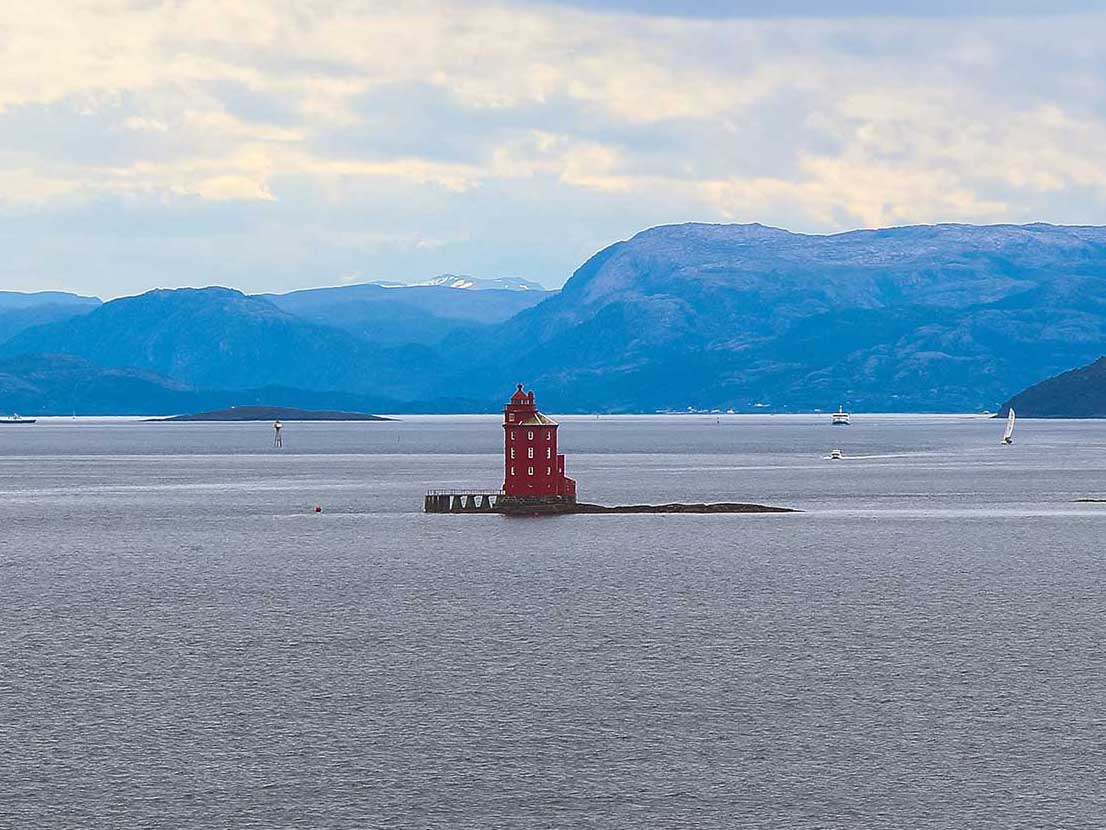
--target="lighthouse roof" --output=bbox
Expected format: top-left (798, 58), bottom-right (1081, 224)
top-left (510, 384), bottom-right (529, 404)
top-left (518, 412), bottom-right (557, 426)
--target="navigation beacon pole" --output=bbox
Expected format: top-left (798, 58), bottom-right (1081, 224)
top-left (273, 419), bottom-right (283, 448)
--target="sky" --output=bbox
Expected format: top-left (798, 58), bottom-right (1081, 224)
top-left (1, 1), bottom-right (1104, 298)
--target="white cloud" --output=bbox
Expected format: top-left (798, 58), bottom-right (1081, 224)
top-left (0, 1), bottom-right (1104, 293)
top-left (121, 116), bottom-right (169, 133)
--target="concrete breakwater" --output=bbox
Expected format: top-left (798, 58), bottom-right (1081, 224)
top-left (424, 491), bottom-right (797, 515)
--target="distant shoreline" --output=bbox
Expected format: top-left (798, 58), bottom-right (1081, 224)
top-left (151, 406), bottom-right (391, 422)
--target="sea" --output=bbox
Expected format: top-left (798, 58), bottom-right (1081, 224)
top-left (2, 414), bottom-right (1105, 829)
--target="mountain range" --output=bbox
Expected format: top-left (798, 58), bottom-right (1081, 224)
top-left (262, 280), bottom-right (548, 346)
top-left (3, 223), bottom-right (1106, 414)
top-left (478, 222), bottom-right (1106, 411)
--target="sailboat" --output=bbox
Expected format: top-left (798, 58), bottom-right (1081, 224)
top-left (1001, 408), bottom-right (1016, 445)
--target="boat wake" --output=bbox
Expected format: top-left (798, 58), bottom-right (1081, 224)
top-left (824, 452), bottom-right (941, 461)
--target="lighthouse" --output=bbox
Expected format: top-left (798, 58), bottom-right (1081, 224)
top-left (423, 384), bottom-right (578, 514)
top-left (423, 383), bottom-right (793, 515)
top-left (501, 384), bottom-right (576, 508)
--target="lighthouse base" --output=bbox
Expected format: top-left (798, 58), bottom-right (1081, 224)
top-left (494, 495), bottom-right (578, 515)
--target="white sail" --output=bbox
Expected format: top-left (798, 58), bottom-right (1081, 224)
top-left (1002, 408), bottom-right (1016, 444)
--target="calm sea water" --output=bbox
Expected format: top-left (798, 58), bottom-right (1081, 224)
top-left (2, 415), bottom-right (1106, 828)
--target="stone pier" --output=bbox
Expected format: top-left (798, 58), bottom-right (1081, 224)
top-left (424, 490), bottom-right (504, 513)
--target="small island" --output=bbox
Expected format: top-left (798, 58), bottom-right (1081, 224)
top-left (153, 406), bottom-right (392, 422)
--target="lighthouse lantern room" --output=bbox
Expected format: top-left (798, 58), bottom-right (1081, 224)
top-left (502, 384), bottom-right (576, 504)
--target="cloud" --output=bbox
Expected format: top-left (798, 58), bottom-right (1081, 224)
top-left (517, 0), bottom-right (1105, 19)
top-left (0, 0), bottom-right (1104, 296)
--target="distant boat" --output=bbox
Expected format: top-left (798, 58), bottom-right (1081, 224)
top-left (0, 414), bottom-right (36, 424)
top-left (829, 448), bottom-right (843, 460)
top-left (832, 407), bottom-right (850, 426)
top-left (1001, 408), bottom-right (1016, 445)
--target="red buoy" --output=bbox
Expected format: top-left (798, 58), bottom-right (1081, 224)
top-left (314, 506), bottom-right (322, 513)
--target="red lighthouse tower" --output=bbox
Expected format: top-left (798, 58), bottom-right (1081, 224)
top-left (501, 384), bottom-right (576, 507)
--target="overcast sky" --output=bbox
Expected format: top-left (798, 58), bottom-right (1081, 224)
top-left (2, 1), bottom-right (1104, 297)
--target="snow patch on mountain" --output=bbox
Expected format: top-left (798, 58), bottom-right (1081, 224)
top-left (372, 274), bottom-right (547, 291)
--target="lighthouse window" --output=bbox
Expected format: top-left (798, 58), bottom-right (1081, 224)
top-left (527, 431), bottom-right (534, 440)
top-left (509, 414), bottom-right (515, 422)
top-left (527, 466), bottom-right (534, 476)
top-left (527, 447), bottom-right (534, 459)
top-left (546, 466), bottom-right (551, 475)
top-left (510, 466), bottom-right (515, 476)
top-left (510, 448), bottom-right (515, 459)
top-left (546, 432), bottom-right (551, 441)
top-left (546, 448), bottom-right (551, 459)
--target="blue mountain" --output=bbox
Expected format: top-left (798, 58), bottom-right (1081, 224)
top-left (5, 223), bottom-right (1106, 414)
top-left (261, 280), bottom-right (550, 345)
top-left (0, 354), bottom-right (206, 415)
top-left (453, 222), bottom-right (1106, 412)
top-left (0, 287), bottom-right (435, 398)
top-left (0, 290), bottom-right (101, 344)
top-left (0, 353), bottom-right (445, 416)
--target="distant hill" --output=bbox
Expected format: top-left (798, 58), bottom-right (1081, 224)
top-left (0, 353), bottom-right (203, 415)
top-left (999, 357), bottom-right (1106, 418)
top-left (0, 290), bottom-right (101, 311)
top-left (263, 281), bottom-right (551, 345)
top-left (0, 287), bottom-right (435, 397)
top-left (446, 222), bottom-right (1106, 412)
top-left (0, 353), bottom-right (479, 415)
top-left (0, 291), bottom-right (101, 345)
